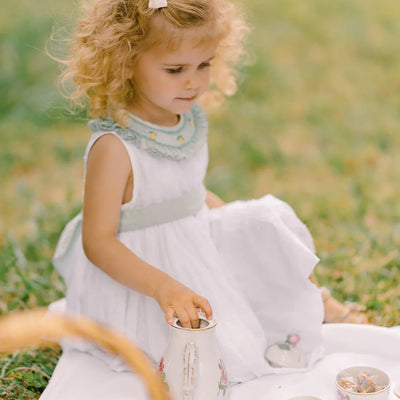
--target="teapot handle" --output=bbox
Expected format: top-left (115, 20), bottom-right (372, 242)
top-left (182, 342), bottom-right (198, 400)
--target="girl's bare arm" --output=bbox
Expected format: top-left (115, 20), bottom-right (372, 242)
top-left (82, 134), bottom-right (212, 328)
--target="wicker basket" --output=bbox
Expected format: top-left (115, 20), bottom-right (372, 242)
top-left (0, 308), bottom-right (171, 400)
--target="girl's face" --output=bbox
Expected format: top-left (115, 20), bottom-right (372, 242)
top-left (129, 29), bottom-right (218, 126)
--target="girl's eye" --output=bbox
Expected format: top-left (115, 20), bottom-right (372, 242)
top-left (199, 62), bottom-right (211, 69)
top-left (166, 67), bottom-right (183, 74)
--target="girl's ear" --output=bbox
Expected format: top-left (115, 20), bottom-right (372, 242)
top-left (123, 57), bottom-right (136, 80)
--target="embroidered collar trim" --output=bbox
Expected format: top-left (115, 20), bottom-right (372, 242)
top-left (88, 103), bottom-right (207, 161)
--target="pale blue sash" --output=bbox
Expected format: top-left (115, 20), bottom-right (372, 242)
top-left (53, 185), bottom-right (206, 278)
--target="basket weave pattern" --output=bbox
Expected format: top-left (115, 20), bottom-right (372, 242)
top-left (0, 309), bottom-right (171, 400)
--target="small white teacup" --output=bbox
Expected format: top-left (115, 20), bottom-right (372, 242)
top-left (336, 366), bottom-right (391, 400)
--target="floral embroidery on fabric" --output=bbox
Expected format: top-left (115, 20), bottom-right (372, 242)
top-left (88, 103), bottom-right (207, 161)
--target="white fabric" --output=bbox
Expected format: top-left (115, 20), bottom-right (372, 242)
top-left (40, 324), bottom-right (400, 400)
top-left (43, 107), bottom-right (326, 397)
top-left (231, 324), bottom-right (400, 399)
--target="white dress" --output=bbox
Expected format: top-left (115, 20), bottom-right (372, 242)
top-left (40, 103), bottom-right (324, 399)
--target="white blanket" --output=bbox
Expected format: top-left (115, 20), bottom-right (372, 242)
top-left (40, 322), bottom-right (400, 400)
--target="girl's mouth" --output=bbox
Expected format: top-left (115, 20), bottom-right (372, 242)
top-left (178, 96), bottom-right (196, 102)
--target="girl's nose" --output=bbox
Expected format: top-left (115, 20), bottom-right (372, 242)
top-left (184, 72), bottom-right (201, 90)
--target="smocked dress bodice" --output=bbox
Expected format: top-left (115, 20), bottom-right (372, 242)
top-left (86, 102), bottom-right (209, 209)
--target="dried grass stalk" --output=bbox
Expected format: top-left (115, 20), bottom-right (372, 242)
top-left (0, 308), bottom-right (171, 400)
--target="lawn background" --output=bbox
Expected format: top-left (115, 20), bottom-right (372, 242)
top-left (1, 0), bottom-right (400, 398)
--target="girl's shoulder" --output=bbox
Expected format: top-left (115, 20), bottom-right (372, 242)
top-left (87, 103), bottom-right (208, 161)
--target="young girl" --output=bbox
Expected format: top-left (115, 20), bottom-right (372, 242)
top-left (41, 0), bottom-right (364, 398)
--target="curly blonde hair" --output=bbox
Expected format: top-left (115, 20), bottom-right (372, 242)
top-left (61, 0), bottom-right (249, 121)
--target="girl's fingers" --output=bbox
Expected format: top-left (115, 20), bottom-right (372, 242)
top-left (165, 307), bottom-right (175, 325)
top-left (194, 296), bottom-right (213, 320)
top-left (163, 294), bottom-right (213, 328)
top-left (175, 306), bottom-right (192, 328)
top-left (186, 306), bottom-right (200, 329)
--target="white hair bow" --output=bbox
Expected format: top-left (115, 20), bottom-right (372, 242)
top-left (148, 0), bottom-right (168, 9)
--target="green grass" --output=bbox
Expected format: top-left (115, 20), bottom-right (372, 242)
top-left (2, 0), bottom-right (400, 398)
top-left (0, 348), bottom-right (61, 400)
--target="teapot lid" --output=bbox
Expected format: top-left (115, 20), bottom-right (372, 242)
top-left (172, 311), bottom-right (216, 331)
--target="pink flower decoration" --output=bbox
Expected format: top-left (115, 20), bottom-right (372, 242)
top-left (287, 334), bottom-right (300, 345)
top-left (157, 357), bottom-right (164, 374)
top-left (218, 359), bottom-right (228, 396)
top-left (221, 363), bottom-right (228, 385)
top-left (337, 388), bottom-right (349, 400)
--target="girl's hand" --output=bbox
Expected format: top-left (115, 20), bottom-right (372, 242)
top-left (154, 277), bottom-right (213, 329)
